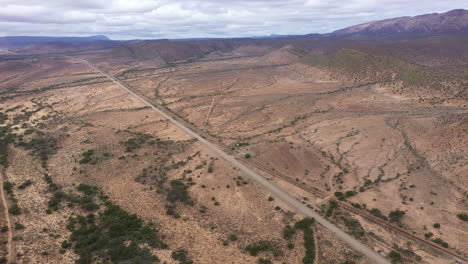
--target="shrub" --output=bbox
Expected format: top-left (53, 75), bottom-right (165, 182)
top-left (389, 210), bottom-right (405, 223)
top-left (388, 251), bottom-right (402, 263)
top-left (244, 153), bottom-right (251, 159)
top-left (295, 217), bottom-right (316, 264)
top-left (167, 180), bottom-right (192, 205)
top-left (326, 200), bottom-right (338, 217)
top-left (77, 184), bottom-right (98, 196)
top-left (245, 240), bottom-right (282, 257)
top-left (67, 202), bottom-right (166, 264)
top-left (229, 234), bottom-right (237, 241)
top-left (294, 217), bottom-right (315, 230)
top-left (79, 149), bottom-right (95, 164)
top-left (457, 213), bottom-right (468, 221)
top-left (424, 232), bottom-right (433, 239)
top-left (14, 223), bottom-right (24, 230)
top-left (3, 181), bottom-right (13, 194)
top-left (18, 180), bottom-right (32, 189)
top-left (432, 238), bottom-right (449, 248)
top-left (258, 258), bottom-right (272, 264)
top-left (369, 208), bottom-right (387, 220)
top-left (8, 204), bottom-right (21, 215)
top-left (433, 223), bottom-right (440, 228)
top-left (172, 249), bottom-right (192, 264)
top-left (18, 134), bottom-right (59, 167)
top-left (283, 225), bottom-right (296, 240)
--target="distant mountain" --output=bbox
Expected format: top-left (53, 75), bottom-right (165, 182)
top-left (331, 9), bottom-right (468, 38)
top-left (0, 35), bottom-right (110, 49)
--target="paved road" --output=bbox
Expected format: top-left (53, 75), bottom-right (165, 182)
top-left (82, 59), bottom-right (391, 264)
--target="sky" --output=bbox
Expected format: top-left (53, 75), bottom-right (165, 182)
top-left (0, 0), bottom-right (467, 39)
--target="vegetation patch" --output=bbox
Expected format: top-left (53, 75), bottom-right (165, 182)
top-left (457, 213), bottom-right (468, 221)
top-left (0, 124), bottom-right (16, 167)
top-left (171, 249), bottom-right (193, 264)
top-left (245, 240), bottom-right (283, 257)
top-left (294, 218), bottom-right (316, 264)
top-left (79, 149), bottom-right (112, 165)
top-left (18, 131), bottom-right (59, 168)
top-left (62, 184), bottom-right (168, 264)
top-left (121, 132), bottom-right (153, 152)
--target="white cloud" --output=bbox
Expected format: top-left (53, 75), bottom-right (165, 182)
top-left (0, 0), bottom-right (466, 39)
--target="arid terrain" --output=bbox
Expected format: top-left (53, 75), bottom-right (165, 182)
top-left (0, 9), bottom-right (467, 264)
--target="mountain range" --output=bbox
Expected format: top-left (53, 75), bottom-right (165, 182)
top-left (0, 9), bottom-right (467, 50)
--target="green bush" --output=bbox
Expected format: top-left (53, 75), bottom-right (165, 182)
top-left (172, 249), bottom-right (192, 264)
top-left (122, 133), bottom-right (152, 152)
top-left (388, 251), bottom-right (402, 263)
top-left (433, 223), bottom-right (440, 228)
top-left (245, 240), bottom-right (282, 257)
top-left (258, 258), bottom-right (272, 264)
top-left (18, 180), bottom-right (32, 189)
top-left (432, 238), bottom-right (449, 248)
top-left (8, 204), bottom-right (21, 215)
top-left (326, 200), bottom-right (338, 217)
top-left (18, 133), bottom-right (59, 167)
top-left (283, 225), bottom-right (296, 240)
top-left (457, 213), bottom-right (468, 221)
top-left (167, 180), bottom-right (193, 205)
top-left (3, 181), bottom-right (13, 194)
top-left (389, 210), bottom-right (405, 223)
top-left (79, 149), bottom-right (95, 164)
top-left (294, 217), bottom-right (315, 230)
top-left (244, 153), bottom-right (251, 159)
top-left (369, 208), bottom-right (387, 220)
top-left (0, 125), bottom-right (16, 167)
top-left (68, 203), bottom-right (166, 264)
top-left (14, 223), bottom-right (24, 230)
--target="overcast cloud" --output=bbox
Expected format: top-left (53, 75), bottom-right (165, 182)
top-left (0, 0), bottom-right (467, 39)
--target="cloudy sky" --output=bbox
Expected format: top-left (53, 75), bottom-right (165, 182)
top-left (1, 0), bottom-right (467, 39)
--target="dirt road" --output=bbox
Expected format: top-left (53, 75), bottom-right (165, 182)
top-left (82, 59), bottom-right (392, 264)
top-left (0, 170), bottom-right (16, 264)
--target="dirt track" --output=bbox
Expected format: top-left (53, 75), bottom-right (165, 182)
top-left (0, 170), bottom-right (16, 264)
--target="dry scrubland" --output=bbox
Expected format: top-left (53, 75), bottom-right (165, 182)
top-left (0, 42), bottom-right (466, 264)
top-left (0, 56), bottom-right (376, 264)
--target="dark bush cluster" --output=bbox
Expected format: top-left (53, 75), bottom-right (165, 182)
top-left (294, 218), bottom-right (316, 264)
top-left (245, 240), bottom-right (282, 257)
top-left (66, 200), bottom-right (167, 264)
top-left (326, 200), bottom-right (338, 217)
top-left (457, 213), bottom-right (468, 221)
top-left (18, 132), bottom-right (59, 168)
top-left (334, 191), bottom-right (356, 201)
top-left (167, 179), bottom-right (194, 205)
top-left (171, 249), bottom-right (193, 264)
top-left (0, 124), bottom-right (16, 167)
top-left (122, 133), bottom-right (153, 152)
top-left (388, 251), bottom-right (402, 263)
top-left (389, 210), bottom-right (405, 223)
